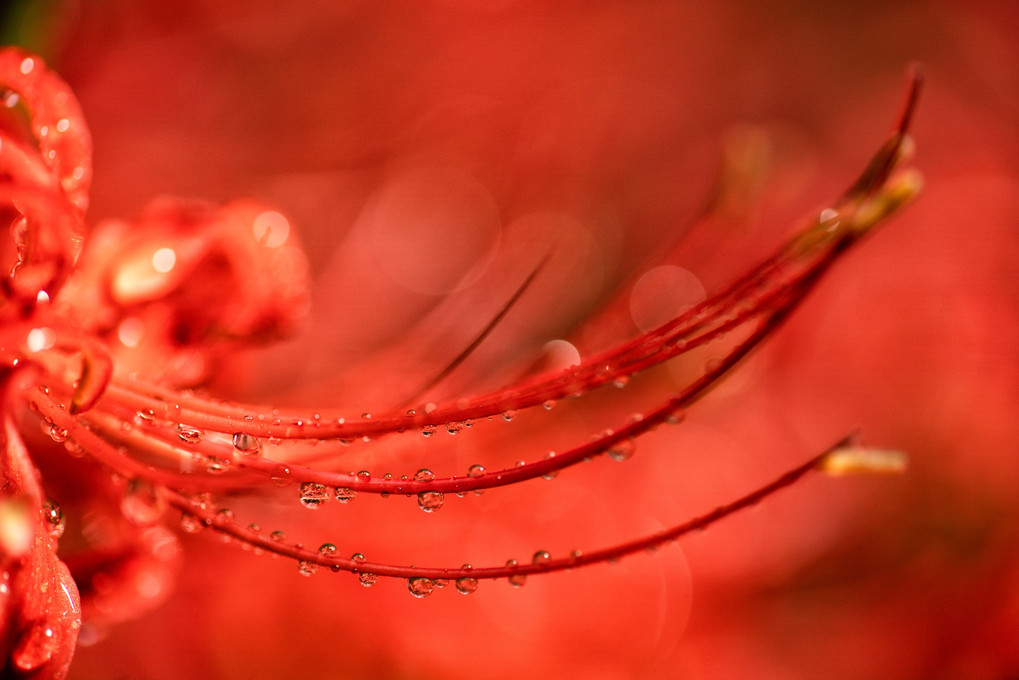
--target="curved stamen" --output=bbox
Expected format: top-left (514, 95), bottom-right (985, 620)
top-left (95, 216), bottom-right (849, 444)
top-left (164, 437), bottom-right (878, 583)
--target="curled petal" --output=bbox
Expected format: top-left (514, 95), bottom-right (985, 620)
top-left (69, 337), bottom-right (113, 415)
top-left (0, 48), bottom-right (92, 212)
top-left (5, 533), bottom-right (81, 680)
top-left (0, 185), bottom-right (85, 303)
top-left (63, 197), bottom-right (309, 385)
top-left (1, 417), bottom-right (80, 679)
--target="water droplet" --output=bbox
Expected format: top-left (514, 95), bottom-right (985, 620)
top-left (204, 456), bottom-right (230, 474)
top-left (188, 492), bottom-right (212, 510)
top-left (413, 468), bottom-right (434, 482)
top-left (176, 424), bottom-right (203, 444)
top-left (64, 440), bottom-right (84, 458)
top-left (334, 487), bottom-right (356, 503)
top-left (433, 578), bottom-right (449, 588)
top-left (532, 550), bottom-right (551, 565)
top-left (467, 464), bottom-right (486, 478)
top-left (417, 491), bottom-right (444, 512)
top-left (357, 470), bottom-right (371, 481)
top-left (408, 577), bottom-right (434, 598)
top-left (505, 559), bottom-right (526, 588)
top-left (665, 409), bottom-right (685, 425)
top-left (502, 409), bottom-right (517, 422)
top-left (134, 410), bottom-right (156, 425)
top-left (299, 482), bottom-right (328, 508)
top-left (454, 575), bottom-right (478, 594)
top-left (361, 412), bottom-right (372, 420)
top-left (175, 426), bottom-right (202, 446)
top-left (269, 530), bottom-right (287, 542)
top-left (297, 560), bottom-right (318, 576)
top-left (269, 464), bottom-right (294, 487)
top-left (41, 501), bottom-right (64, 538)
top-left (232, 432), bottom-right (261, 455)
top-left (318, 543), bottom-right (337, 556)
top-left (350, 553), bottom-right (376, 586)
top-left (542, 452), bottom-right (559, 480)
top-left (420, 424), bottom-right (436, 437)
top-left (542, 399), bottom-right (556, 410)
top-left (46, 425), bottom-right (67, 443)
top-left (180, 513), bottom-right (203, 533)
top-left (215, 508), bottom-right (234, 525)
top-left (613, 375), bottom-right (630, 389)
top-left (121, 480), bottom-right (166, 525)
top-left (445, 421), bottom-right (464, 435)
top-left (607, 437), bottom-right (636, 462)
top-left (456, 564), bottom-right (478, 595)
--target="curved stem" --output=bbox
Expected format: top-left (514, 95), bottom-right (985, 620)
top-left (166, 442), bottom-right (837, 582)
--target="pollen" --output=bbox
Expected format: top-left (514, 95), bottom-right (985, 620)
top-left (819, 447), bottom-right (909, 476)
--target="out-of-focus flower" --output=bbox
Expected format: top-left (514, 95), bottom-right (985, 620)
top-left (1, 2), bottom-right (1017, 679)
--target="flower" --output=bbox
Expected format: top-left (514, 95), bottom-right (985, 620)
top-left (4, 2), bottom-right (1019, 679)
top-left (1, 34), bottom-right (915, 679)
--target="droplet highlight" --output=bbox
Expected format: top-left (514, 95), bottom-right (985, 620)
top-left (607, 437), bottom-right (636, 462)
top-left (176, 424), bottom-right (203, 445)
top-left (299, 482), bottom-right (328, 508)
top-left (408, 577), bottom-right (434, 598)
top-left (232, 432), bottom-right (261, 455)
top-left (417, 491), bottom-right (444, 513)
top-left (334, 487), bottom-right (356, 503)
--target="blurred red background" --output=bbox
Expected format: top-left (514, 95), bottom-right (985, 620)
top-left (6, 1), bottom-right (1017, 678)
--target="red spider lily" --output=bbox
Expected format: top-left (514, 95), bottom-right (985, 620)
top-left (0, 46), bottom-right (922, 678)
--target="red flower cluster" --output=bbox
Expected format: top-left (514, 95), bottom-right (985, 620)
top-left (0, 45), bottom-right (923, 678)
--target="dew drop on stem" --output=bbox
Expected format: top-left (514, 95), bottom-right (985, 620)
top-left (232, 432), bottom-right (261, 455)
top-left (456, 564), bottom-right (478, 595)
top-left (41, 500), bottom-right (64, 538)
top-left (408, 577), bottom-right (434, 598)
top-left (176, 424), bottom-right (203, 444)
top-left (180, 513), bottom-right (202, 533)
top-left (299, 482), bottom-right (328, 508)
top-left (269, 465), bottom-right (294, 487)
top-left (334, 487), bottom-right (356, 503)
top-left (607, 437), bottom-right (636, 462)
top-left (417, 491), bottom-right (444, 512)
top-left (506, 559), bottom-right (526, 588)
